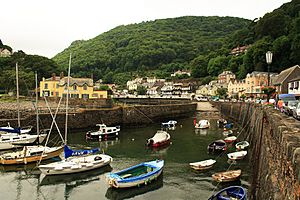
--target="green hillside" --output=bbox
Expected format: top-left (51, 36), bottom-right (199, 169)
top-left (53, 16), bottom-right (250, 83)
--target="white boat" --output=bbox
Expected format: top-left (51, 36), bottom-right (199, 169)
top-left (227, 151), bottom-right (247, 160)
top-left (38, 53), bottom-right (113, 176)
top-left (195, 120), bottom-right (210, 129)
top-left (161, 120), bottom-right (177, 130)
top-left (224, 136), bottom-right (237, 143)
top-left (146, 130), bottom-right (170, 147)
top-left (235, 141), bottom-right (250, 150)
top-left (189, 159), bottom-right (216, 170)
top-left (39, 150), bottom-right (112, 175)
top-left (86, 124), bottom-right (120, 140)
top-left (0, 123), bottom-right (32, 134)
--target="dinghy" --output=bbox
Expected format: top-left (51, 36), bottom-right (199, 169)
top-left (146, 130), bottom-right (170, 147)
top-left (195, 120), bottom-right (210, 129)
top-left (161, 120), bottom-right (177, 130)
top-left (217, 119), bottom-right (227, 128)
top-left (106, 160), bottom-right (164, 188)
top-left (208, 186), bottom-right (247, 200)
top-left (227, 151), bottom-right (247, 160)
top-left (208, 140), bottom-right (227, 153)
top-left (212, 169), bottom-right (242, 182)
top-left (235, 141), bottom-right (249, 150)
top-left (189, 159), bottom-right (216, 170)
top-left (224, 136), bottom-right (237, 143)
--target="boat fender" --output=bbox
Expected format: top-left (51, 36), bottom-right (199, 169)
top-left (116, 132), bottom-right (118, 136)
top-left (144, 180), bottom-right (147, 185)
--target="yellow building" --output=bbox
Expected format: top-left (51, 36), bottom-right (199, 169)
top-left (40, 75), bottom-right (107, 99)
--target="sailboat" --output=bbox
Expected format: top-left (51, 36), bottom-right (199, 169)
top-left (0, 63), bottom-right (47, 150)
top-left (38, 53), bottom-right (112, 175)
top-left (0, 73), bottom-right (64, 165)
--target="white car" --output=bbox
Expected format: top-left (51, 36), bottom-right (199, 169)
top-left (292, 102), bottom-right (300, 120)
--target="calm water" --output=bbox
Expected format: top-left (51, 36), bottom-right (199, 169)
top-left (0, 115), bottom-right (251, 200)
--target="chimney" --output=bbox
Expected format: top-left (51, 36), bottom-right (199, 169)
top-left (60, 72), bottom-right (64, 79)
top-left (51, 73), bottom-right (56, 80)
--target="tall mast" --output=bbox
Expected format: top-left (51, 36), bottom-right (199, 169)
top-left (16, 62), bottom-right (20, 128)
top-left (35, 72), bottom-right (39, 137)
top-left (65, 53), bottom-right (72, 145)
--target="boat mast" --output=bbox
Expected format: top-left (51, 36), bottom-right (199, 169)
top-left (16, 62), bottom-right (21, 128)
top-left (64, 53), bottom-right (72, 145)
top-left (35, 72), bottom-right (39, 139)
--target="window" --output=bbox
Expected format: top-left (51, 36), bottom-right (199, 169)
top-left (56, 84), bottom-right (59, 89)
top-left (290, 82), bottom-right (294, 89)
top-left (56, 92), bottom-right (59, 96)
top-left (295, 81), bottom-right (299, 89)
top-left (51, 92), bottom-right (53, 96)
top-left (73, 85), bottom-right (77, 90)
top-left (83, 85), bottom-right (87, 90)
top-left (45, 83), bottom-right (48, 89)
top-left (82, 94), bottom-right (89, 99)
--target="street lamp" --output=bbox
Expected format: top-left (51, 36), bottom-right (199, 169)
top-left (266, 51), bottom-right (273, 102)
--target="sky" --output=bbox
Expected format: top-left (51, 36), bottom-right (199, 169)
top-left (1, 0), bottom-right (291, 58)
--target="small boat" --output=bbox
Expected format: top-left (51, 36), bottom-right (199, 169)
top-left (224, 136), bottom-right (237, 143)
top-left (146, 130), bottom-right (170, 147)
top-left (208, 186), bottom-right (247, 200)
top-left (212, 169), bottom-right (242, 182)
top-left (0, 133), bottom-right (47, 150)
top-left (0, 145), bottom-right (64, 165)
top-left (0, 123), bottom-right (33, 134)
top-left (195, 120), bottom-right (210, 129)
top-left (189, 159), bottom-right (216, 170)
top-left (217, 119), bottom-right (227, 128)
top-left (38, 145), bottom-right (112, 175)
top-left (208, 140), bottom-right (227, 153)
top-left (224, 123), bottom-right (233, 129)
top-left (86, 124), bottom-right (121, 140)
top-left (227, 151), bottom-right (247, 160)
top-left (222, 129), bottom-right (233, 136)
top-left (106, 160), bottom-right (164, 188)
top-left (235, 141), bottom-right (250, 150)
top-left (161, 120), bottom-right (177, 130)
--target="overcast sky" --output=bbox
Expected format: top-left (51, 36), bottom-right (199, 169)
top-left (1, 0), bottom-right (291, 58)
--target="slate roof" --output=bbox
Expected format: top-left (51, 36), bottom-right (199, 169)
top-left (273, 65), bottom-right (300, 85)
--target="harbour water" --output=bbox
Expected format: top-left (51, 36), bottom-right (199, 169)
top-left (0, 115), bottom-right (251, 200)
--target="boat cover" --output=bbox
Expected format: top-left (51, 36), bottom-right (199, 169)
top-left (64, 145), bottom-right (100, 159)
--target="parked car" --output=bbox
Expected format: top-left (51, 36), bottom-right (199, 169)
top-left (292, 102), bottom-right (300, 120)
top-left (283, 100), bottom-right (299, 116)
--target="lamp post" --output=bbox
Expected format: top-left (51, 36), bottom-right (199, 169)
top-left (266, 51), bottom-right (273, 102)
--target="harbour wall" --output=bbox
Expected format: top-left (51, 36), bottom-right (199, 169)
top-left (215, 102), bottom-right (300, 200)
top-left (0, 103), bottom-right (197, 131)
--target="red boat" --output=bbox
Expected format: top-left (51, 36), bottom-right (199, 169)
top-left (146, 130), bottom-right (170, 147)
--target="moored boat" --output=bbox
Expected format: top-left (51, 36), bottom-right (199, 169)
top-left (212, 169), bottom-right (242, 182)
top-left (235, 141), bottom-right (250, 150)
top-left (189, 159), bottom-right (216, 170)
top-left (106, 160), bottom-right (164, 188)
top-left (86, 124), bottom-right (120, 140)
top-left (146, 130), bottom-right (170, 147)
top-left (195, 120), bottom-right (210, 129)
top-left (217, 119), bottom-right (227, 128)
top-left (0, 145), bottom-right (64, 165)
top-left (161, 120), bottom-right (177, 130)
top-left (227, 151), bottom-right (247, 161)
top-left (224, 136), bottom-right (237, 143)
top-left (208, 140), bottom-right (227, 153)
top-left (38, 145), bottom-right (112, 175)
top-left (222, 129), bottom-right (233, 136)
top-left (208, 186), bottom-right (247, 200)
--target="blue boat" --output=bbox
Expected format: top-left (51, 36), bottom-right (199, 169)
top-left (106, 160), bottom-right (164, 188)
top-left (208, 186), bottom-right (247, 200)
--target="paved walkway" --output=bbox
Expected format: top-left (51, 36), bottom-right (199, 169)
top-left (196, 101), bottom-right (218, 112)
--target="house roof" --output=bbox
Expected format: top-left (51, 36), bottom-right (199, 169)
top-left (59, 77), bottom-right (93, 86)
top-left (288, 75), bottom-right (300, 82)
top-left (273, 65), bottom-right (300, 85)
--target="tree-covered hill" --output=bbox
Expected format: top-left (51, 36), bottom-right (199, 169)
top-left (53, 16), bottom-right (250, 84)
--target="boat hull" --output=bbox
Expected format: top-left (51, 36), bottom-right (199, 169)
top-left (212, 169), bottom-right (242, 183)
top-left (107, 160), bottom-right (164, 189)
top-left (39, 154), bottom-right (112, 175)
top-left (208, 186), bottom-right (247, 200)
top-left (0, 146), bottom-right (64, 165)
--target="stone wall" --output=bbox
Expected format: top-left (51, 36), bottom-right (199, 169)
top-left (215, 102), bottom-right (300, 200)
top-left (0, 103), bottom-right (196, 132)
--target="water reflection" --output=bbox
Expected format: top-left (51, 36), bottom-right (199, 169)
top-left (195, 128), bottom-right (208, 136)
top-left (105, 174), bottom-right (163, 200)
